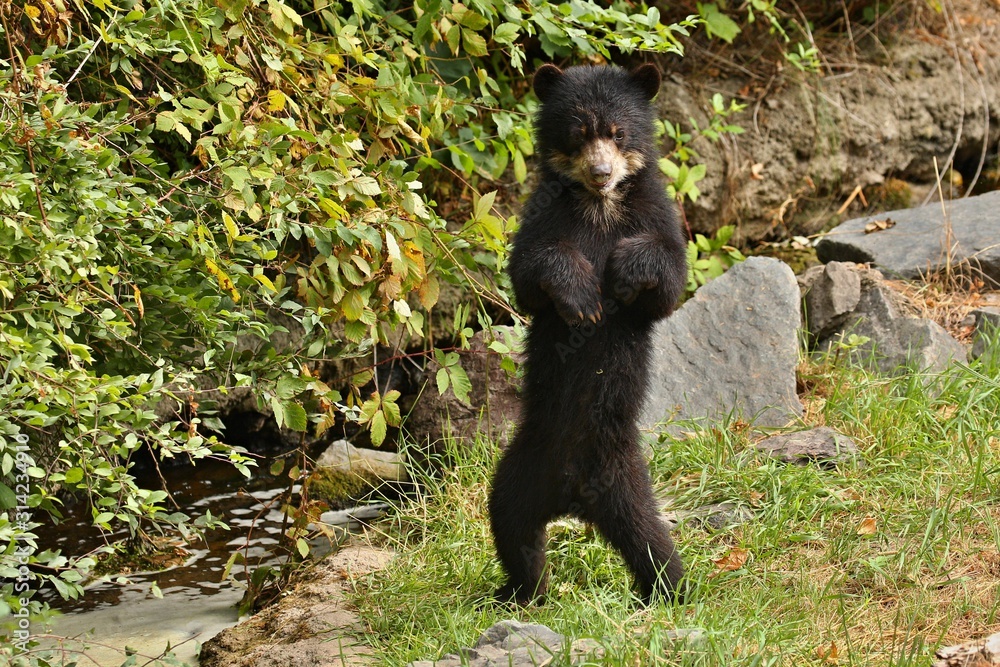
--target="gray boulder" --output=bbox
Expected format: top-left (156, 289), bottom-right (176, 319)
top-left (972, 307), bottom-right (1000, 359)
top-left (753, 427), bottom-right (861, 468)
top-left (803, 263), bottom-right (966, 373)
top-left (799, 261), bottom-right (862, 342)
top-left (816, 190), bottom-right (1000, 286)
top-left (642, 257), bottom-right (804, 430)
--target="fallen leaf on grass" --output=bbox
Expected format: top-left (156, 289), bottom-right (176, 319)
top-left (864, 218), bottom-right (896, 234)
top-left (711, 547), bottom-right (749, 576)
top-left (838, 488), bottom-right (861, 502)
top-left (856, 517), bottom-right (878, 535)
top-left (816, 641), bottom-right (839, 663)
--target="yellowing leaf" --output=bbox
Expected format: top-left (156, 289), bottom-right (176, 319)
top-left (133, 284), bottom-right (144, 319)
top-left (253, 273), bottom-right (277, 292)
top-left (267, 89), bottom-right (287, 112)
top-left (342, 290), bottom-right (365, 321)
top-left (856, 517), bottom-right (877, 535)
top-left (418, 274), bottom-right (440, 310)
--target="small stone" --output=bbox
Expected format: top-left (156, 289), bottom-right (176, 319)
top-left (474, 620), bottom-right (564, 651)
top-left (409, 620), bottom-right (603, 667)
top-left (664, 628), bottom-right (708, 644)
top-left (754, 427), bottom-right (861, 468)
top-left (934, 631), bottom-right (1000, 666)
top-left (661, 502), bottom-right (753, 531)
top-left (816, 276), bottom-right (967, 374)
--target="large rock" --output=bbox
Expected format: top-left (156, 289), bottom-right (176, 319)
top-left (656, 38), bottom-right (1000, 243)
top-left (816, 190), bottom-right (1000, 286)
top-left (407, 620), bottom-right (603, 667)
top-left (801, 262), bottom-right (966, 374)
top-left (642, 257), bottom-right (804, 430)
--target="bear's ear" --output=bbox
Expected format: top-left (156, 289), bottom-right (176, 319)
top-left (630, 63), bottom-right (661, 100)
top-left (533, 64), bottom-right (564, 103)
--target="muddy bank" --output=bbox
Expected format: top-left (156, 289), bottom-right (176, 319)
top-left (658, 4), bottom-right (1000, 242)
top-left (199, 545), bottom-right (392, 667)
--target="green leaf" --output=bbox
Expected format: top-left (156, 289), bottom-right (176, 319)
top-left (436, 367), bottom-right (450, 395)
top-left (224, 166), bottom-right (250, 190)
top-left (458, 10), bottom-right (489, 30)
top-left (0, 483), bottom-right (15, 510)
top-left (448, 365), bottom-right (472, 405)
top-left (276, 376), bottom-right (308, 399)
top-left (494, 22), bottom-right (520, 43)
top-left (342, 290), bottom-right (365, 321)
top-left (353, 175), bottom-right (381, 197)
top-left (283, 401), bottom-right (308, 432)
top-left (370, 410), bottom-right (387, 446)
top-left (474, 190), bottom-right (497, 221)
top-left (698, 3), bottom-right (741, 43)
top-left (446, 24), bottom-right (461, 55)
top-left (296, 537), bottom-right (310, 558)
top-left (272, 396), bottom-right (285, 428)
top-left (513, 149), bottom-right (527, 184)
top-left (64, 468), bottom-right (84, 484)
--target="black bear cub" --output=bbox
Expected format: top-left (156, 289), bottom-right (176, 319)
top-left (489, 63), bottom-right (688, 605)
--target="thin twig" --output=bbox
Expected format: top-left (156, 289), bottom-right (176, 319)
top-left (67, 35), bottom-right (104, 85)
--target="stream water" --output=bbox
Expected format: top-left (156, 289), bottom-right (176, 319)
top-left (37, 450), bottom-right (365, 666)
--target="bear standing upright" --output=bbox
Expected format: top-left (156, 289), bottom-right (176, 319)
top-left (488, 63), bottom-right (688, 604)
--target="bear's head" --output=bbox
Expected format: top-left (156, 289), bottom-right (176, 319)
top-left (532, 64), bottom-right (661, 198)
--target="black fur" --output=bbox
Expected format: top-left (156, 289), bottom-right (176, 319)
top-left (488, 64), bottom-right (688, 605)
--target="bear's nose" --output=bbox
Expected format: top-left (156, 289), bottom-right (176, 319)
top-left (590, 163), bottom-right (612, 179)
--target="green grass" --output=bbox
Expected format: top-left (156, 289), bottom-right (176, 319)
top-left (348, 343), bottom-right (1000, 666)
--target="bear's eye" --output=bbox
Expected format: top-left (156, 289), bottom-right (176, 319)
top-left (614, 129), bottom-right (625, 142)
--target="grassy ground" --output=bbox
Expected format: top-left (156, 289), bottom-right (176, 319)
top-left (349, 342), bottom-right (1000, 666)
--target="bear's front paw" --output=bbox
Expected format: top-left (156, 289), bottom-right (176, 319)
top-left (552, 284), bottom-right (603, 326)
top-left (609, 262), bottom-right (658, 306)
top-left (608, 236), bottom-right (666, 305)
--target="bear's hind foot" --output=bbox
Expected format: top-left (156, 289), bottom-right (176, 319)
top-left (494, 581), bottom-right (546, 607)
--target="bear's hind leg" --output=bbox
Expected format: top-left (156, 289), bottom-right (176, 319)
top-left (488, 450), bottom-right (554, 604)
top-left (585, 452), bottom-right (684, 603)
